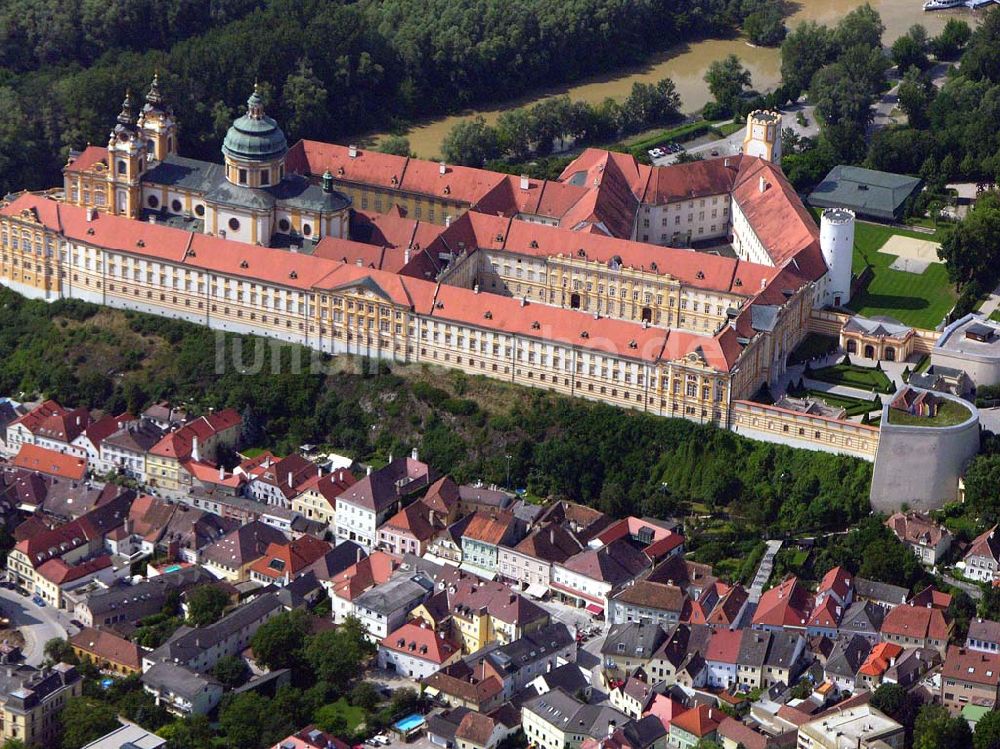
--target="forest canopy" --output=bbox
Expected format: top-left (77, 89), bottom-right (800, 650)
top-left (0, 0), bottom-right (780, 196)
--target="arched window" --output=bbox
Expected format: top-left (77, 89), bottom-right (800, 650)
top-left (846, 339), bottom-right (857, 354)
top-left (302, 223), bottom-right (312, 237)
top-left (171, 199), bottom-right (182, 213)
top-left (147, 195), bottom-right (159, 209)
top-left (146, 140), bottom-right (154, 154)
top-left (885, 347), bottom-right (895, 362)
top-left (228, 217), bottom-right (240, 231)
top-left (194, 204), bottom-right (205, 217)
top-left (278, 218), bottom-right (290, 232)
top-left (117, 160), bottom-right (127, 175)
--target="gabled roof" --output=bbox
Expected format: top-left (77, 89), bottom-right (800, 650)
top-left (35, 406), bottom-right (90, 443)
top-left (69, 627), bottom-right (142, 671)
top-left (817, 566), bottom-right (852, 602)
top-left (382, 500), bottom-right (446, 542)
top-left (461, 510), bottom-right (518, 546)
top-left (858, 642), bottom-right (903, 678)
top-left (753, 576), bottom-right (811, 629)
top-left (330, 550), bottom-right (398, 601)
top-left (9, 400), bottom-right (65, 435)
top-left (705, 629), bottom-right (742, 664)
top-left (941, 645), bottom-right (1000, 686)
top-left (247, 534), bottom-right (331, 580)
top-left (670, 704), bottom-right (721, 738)
top-left (966, 526), bottom-right (1000, 565)
top-left (881, 604), bottom-right (951, 641)
top-left (381, 621), bottom-right (460, 664)
top-left (11, 444), bottom-right (87, 481)
top-left (512, 523), bottom-right (582, 563)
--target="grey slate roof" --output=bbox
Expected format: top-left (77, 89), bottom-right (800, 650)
top-left (968, 618), bottom-right (1000, 645)
top-left (853, 578), bottom-right (908, 606)
top-left (738, 629), bottom-right (771, 669)
top-left (523, 687), bottom-right (628, 738)
top-left (602, 621), bottom-right (668, 660)
top-left (839, 601), bottom-right (885, 637)
top-left (764, 632), bottom-right (802, 670)
top-left (265, 173), bottom-right (350, 212)
top-left (83, 566), bottom-right (214, 618)
top-left (484, 623), bottom-right (574, 677)
top-left (142, 155), bottom-right (225, 193)
top-left (145, 592), bottom-right (282, 666)
top-left (536, 662), bottom-right (591, 695)
top-left (352, 573), bottom-right (433, 616)
top-left (750, 305), bottom-right (780, 333)
top-left (808, 165), bottom-right (922, 220)
top-left (141, 661), bottom-right (219, 701)
top-left (825, 635), bottom-right (872, 679)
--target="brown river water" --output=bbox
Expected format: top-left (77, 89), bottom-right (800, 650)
top-left (368, 0), bottom-right (980, 158)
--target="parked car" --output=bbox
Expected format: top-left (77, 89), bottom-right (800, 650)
top-left (70, 619), bottom-right (84, 630)
top-left (32, 596), bottom-right (44, 607)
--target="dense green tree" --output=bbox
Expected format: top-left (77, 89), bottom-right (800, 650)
top-left (185, 585), bottom-right (230, 627)
top-left (282, 57), bottom-right (329, 142)
top-left (704, 54), bottom-right (752, 113)
top-left (303, 615), bottom-right (375, 685)
top-left (212, 655), bottom-right (251, 689)
top-left (871, 683), bottom-right (921, 735)
top-left (744, 5), bottom-right (786, 47)
top-left (892, 30), bottom-right (929, 73)
top-left (59, 697), bottom-right (120, 749)
top-left (44, 637), bottom-right (75, 665)
top-left (349, 680), bottom-right (382, 712)
top-left (496, 108), bottom-right (537, 162)
top-left (938, 191), bottom-right (1000, 289)
top-left (250, 609), bottom-right (310, 671)
top-left (931, 18), bottom-right (972, 60)
top-left (834, 3), bottom-right (885, 53)
top-left (377, 135), bottom-right (412, 156)
top-left (441, 116), bottom-right (501, 167)
top-left (897, 68), bottom-right (935, 129)
top-left (962, 8), bottom-right (1000, 84)
top-left (974, 708), bottom-right (1000, 749)
top-left (155, 715), bottom-right (214, 749)
top-left (780, 22), bottom-right (834, 100)
top-left (913, 704), bottom-right (972, 749)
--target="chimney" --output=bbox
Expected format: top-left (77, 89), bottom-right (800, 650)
top-left (429, 510), bottom-right (437, 527)
top-left (348, 145), bottom-right (358, 158)
top-left (758, 176), bottom-right (767, 193)
top-left (367, 465), bottom-right (372, 476)
top-left (607, 721), bottom-right (616, 740)
top-left (724, 158), bottom-right (730, 168)
top-left (473, 283), bottom-right (480, 294)
top-left (191, 436), bottom-right (200, 462)
top-left (219, 465), bottom-right (224, 481)
top-left (519, 174), bottom-right (530, 190)
top-left (520, 297), bottom-right (526, 307)
top-left (389, 453), bottom-right (394, 464)
top-left (86, 207), bottom-right (96, 221)
top-left (445, 215), bottom-right (452, 228)
top-left (288, 472), bottom-right (294, 489)
top-left (148, 215), bottom-right (157, 224)
top-left (439, 161), bottom-right (447, 175)
top-left (404, 247), bottom-right (411, 264)
top-left (318, 466), bottom-right (322, 478)
top-left (411, 448), bottom-right (418, 461)
top-left (550, 528), bottom-right (555, 545)
top-left (357, 548), bottom-right (363, 563)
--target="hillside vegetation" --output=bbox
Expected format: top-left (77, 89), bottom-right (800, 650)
top-left (0, 0), bottom-right (779, 196)
top-left (0, 287), bottom-right (872, 538)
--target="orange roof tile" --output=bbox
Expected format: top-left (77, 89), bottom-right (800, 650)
top-left (64, 145), bottom-right (110, 174)
top-left (12, 444), bottom-right (87, 481)
top-left (381, 621), bottom-right (461, 664)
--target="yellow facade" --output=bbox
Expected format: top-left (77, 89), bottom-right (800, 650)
top-left (0, 669), bottom-right (81, 748)
top-left (332, 181), bottom-right (467, 225)
top-left (291, 487), bottom-right (337, 527)
top-left (0, 207), bottom-right (61, 298)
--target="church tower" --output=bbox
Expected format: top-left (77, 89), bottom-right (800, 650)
top-left (106, 91), bottom-right (146, 218)
top-left (136, 73), bottom-right (178, 162)
top-left (742, 110), bottom-right (782, 164)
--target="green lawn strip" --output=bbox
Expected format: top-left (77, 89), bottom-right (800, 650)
top-left (715, 121), bottom-right (743, 137)
top-left (809, 363), bottom-right (892, 391)
top-left (991, 309), bottom-right (1000, 323)
top-left (886, 399), bottom-right (971, 427)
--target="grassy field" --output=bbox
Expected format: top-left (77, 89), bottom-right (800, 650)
top-left (319, 698), bottom-right (366, 732)
top-left (847, 221), bottom-right (956, 330)
top-left (887, 398), bottom-right (971, 427)
top-left (809, 363), bottom-right (893, 392)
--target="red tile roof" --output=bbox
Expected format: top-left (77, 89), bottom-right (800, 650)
top-left (753, 575), bottom-right (811, 629)
top-left (12, 444), bottom-right (87, 481)
top-left (37, 554), bottom-right (111, 584)
top-left (248, 535), bottom-right (332, 580)
top-left (64, 146), bottom-right (110, 174)
top-left (461, 510), bottom-right (517, 546)
top-left (381, 621), bottom-right (461, 664)
top-left (705, 629), bottom-right (742, 664)
top-left (670, 704), bottom-right (722, 738)
top-left (10, 400), bottom-right (67, 435)
top-left (858, 642), bottom-right (903, 678)
top-left (817, 566), bottom-right (852, 603)
top-left (69, 626), bottom-right (142, 671)
top-left (35, 407), bottom-right (90, 443)
top-left (881, 603), bottom-right (951, 642)
top-left (940, 646), bottom-right (1000, 686)
top-left (148, 409), bottom-right (241, 459)
top-left (330, 550), bottom-right (398, 601)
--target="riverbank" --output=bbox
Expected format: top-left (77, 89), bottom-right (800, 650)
top-left (368, 0), bottom-right (978, 159)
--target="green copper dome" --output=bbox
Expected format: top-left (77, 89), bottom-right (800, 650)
top-left (222, 85), bottom-right (288, 162)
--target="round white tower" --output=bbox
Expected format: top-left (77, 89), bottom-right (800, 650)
top-left (819, 207), bottom-right (855, 308)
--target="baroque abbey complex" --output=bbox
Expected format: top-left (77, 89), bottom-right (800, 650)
top-left (0, 78), bottom-right (855, 431)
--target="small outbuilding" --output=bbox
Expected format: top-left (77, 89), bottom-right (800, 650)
top-left (809, 165), bottom-right (922, 221)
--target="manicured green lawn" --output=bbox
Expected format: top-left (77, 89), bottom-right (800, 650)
top-left (846, 221), bottom-right (957, 330)
top-left (991, 309), bottom-right (1000, 323)
top-left (809, 363), bottom-right (893, 392)
top-left (715, 121), bottom-right (744, 137)
top-left (317, 698), bottom-right (366, 732)
top-left (886, 398), bottom-right (971, 427)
